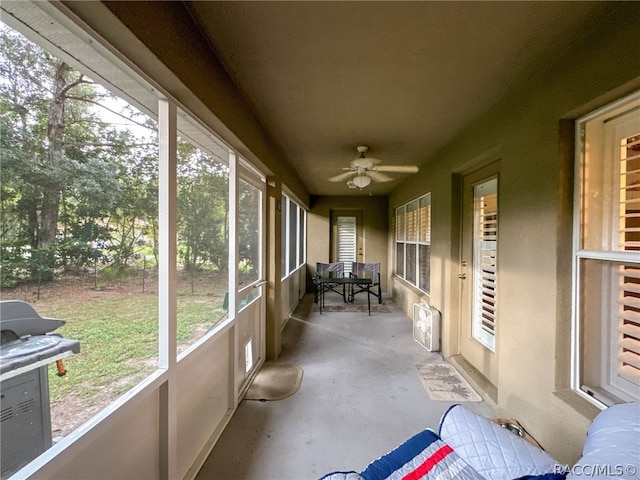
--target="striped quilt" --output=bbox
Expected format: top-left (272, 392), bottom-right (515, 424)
top-left (319, 405), bottom-right (567, 480)
top-left (359, 429), bottom-right (484, 480)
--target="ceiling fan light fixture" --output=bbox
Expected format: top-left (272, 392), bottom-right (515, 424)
top-left (352, 174), bottom-right (371, 188)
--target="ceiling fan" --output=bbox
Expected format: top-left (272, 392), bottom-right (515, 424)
top-left (328, 146), bottom-right (419, 189)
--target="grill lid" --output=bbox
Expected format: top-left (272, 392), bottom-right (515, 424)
top-left (0, 336), bottom-right (79, 375)
top-left (0, 300), bottom-right (80, 376)
top-left (0, 300), bottom-right (65, 339)
top-left (0, 336), bottom-right (62, 360)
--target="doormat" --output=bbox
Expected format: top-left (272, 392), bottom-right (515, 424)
top-left (312, 304), bottom-right (389, 313)
top-left (245, 362), bottom-right (303, 401)
top-left (415, 363), bottom-right (482, 402)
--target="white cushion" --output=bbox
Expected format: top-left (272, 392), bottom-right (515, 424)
top-left (567, 402), bottom-right (640, 480)
top-left (439, 405), bottom-right (560, 480)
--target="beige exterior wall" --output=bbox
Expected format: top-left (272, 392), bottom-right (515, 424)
top-left (389, 5), bottom-right (640, 464)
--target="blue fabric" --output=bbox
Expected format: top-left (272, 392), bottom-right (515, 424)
top-left (318, 471), bottom-right (363, 480)
top-left (438, 403), bottom-right (460, 433)
top-left (515, 475), bottom-right (567, 480)
top-left (360, 429), bottom-right (441, 480)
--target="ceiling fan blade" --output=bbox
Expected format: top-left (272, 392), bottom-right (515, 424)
top-left (328, 171), bottom-right (356, 182)
top-left (368, 171), bottom-right (394, 183)
top-left (371, 165), bottom-right (419, 173)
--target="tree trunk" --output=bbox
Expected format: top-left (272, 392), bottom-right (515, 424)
top-left (27, 202), bottom-right (38, 249)
top-left (38, 60), bottom-right (72, 279)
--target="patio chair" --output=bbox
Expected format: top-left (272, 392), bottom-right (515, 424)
top-left (349, 262), bottom-right (382, 304)
top-left (314, 262), bottom-right (347, 304)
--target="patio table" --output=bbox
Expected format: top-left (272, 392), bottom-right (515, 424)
top-left (317, 277), bottom-right (373, 315)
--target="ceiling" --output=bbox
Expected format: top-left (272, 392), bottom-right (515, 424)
top-left (185, 1), bottom-right (613, 196)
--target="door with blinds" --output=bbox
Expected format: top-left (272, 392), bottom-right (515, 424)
top-left (331, 210), bottom-right (363, 275)
top-left (460, 166), bottom-right (499, 386)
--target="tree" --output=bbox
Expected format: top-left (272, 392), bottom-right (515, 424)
top-left (2, 22), bottom-right (234, 288)
top-left (0, 24), bottom-right (153, 284)
top-left (177, 141), bottom-right (229, 273)
top-left (237, 178), bottom-right (260, 282)
top-left (107, 133), bottom-right (158, 271)
top-left (1, 26), bottom-right (56, 283)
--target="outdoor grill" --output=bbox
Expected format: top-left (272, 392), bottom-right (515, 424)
top-left (0, 300), bottom-right (80, 479)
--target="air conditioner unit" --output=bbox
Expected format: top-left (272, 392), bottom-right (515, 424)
top-left (413, 303), bottom-right (441, 352)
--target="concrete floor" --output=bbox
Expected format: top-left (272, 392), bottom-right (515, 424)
top-left (196, 293), bottom-right (495, 480)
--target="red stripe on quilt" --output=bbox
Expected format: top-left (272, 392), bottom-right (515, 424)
top-left (401, 444), bottom-right (454, 480)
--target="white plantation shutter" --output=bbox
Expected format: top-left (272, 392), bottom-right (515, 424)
top-left (615, 133), bottom-right (640, 390)
top-left (396, 206), bottom-right (406, 241)
top-left (406, 200), bottom-right (418, 242)
top-left (618, 265), bottom-right (640, 386)
top-left (473, 179), bottom-right (497, 350)
top-left (337, 216), bottom-right (356, 274)
top-left (419, 196), bottom-right (431, 243)
top-left (406, 200), bottom-right (419, 284)
top-left (619, 134), bottom-right (640, 250)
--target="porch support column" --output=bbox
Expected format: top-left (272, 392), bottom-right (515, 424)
top-left (266, 176), bottom-right (282, 360)
top-left (157, 98), bottom-right (177, 480)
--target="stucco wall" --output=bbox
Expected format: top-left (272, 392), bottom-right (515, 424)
top-left (388, 4), bottom-right (640, 464)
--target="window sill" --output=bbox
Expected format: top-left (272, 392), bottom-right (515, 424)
top-left (553, 388), bottom-right (603, 423)
top-left (392, 274), bottom-right (429, 298)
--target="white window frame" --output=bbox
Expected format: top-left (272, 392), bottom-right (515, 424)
top-left (395, 193), bottom-right (431, 293)
top-left (281, 193), bottom-right (306, 280)
top-left (572, 90), bottom-right (640, 408)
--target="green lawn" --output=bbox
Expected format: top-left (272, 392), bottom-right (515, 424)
top-left (44, 296), bottom-right (158, 402)
top-left (0, 271), bottom-right (226, 439)
top-left (44, 294), bottom-right (226, 404)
